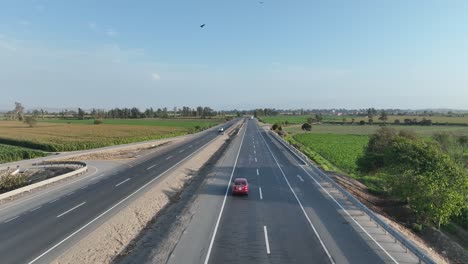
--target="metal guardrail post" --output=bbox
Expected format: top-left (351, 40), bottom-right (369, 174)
top-left (267, 130), bottom-right (436, 264)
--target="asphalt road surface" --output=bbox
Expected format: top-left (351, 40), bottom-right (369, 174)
top-left (0, 119), bottom-right (237, 264)
top-left (166, 119), bottom-right (421, 264)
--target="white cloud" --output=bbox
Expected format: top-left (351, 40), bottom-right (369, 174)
top-left (106, 29), bottom-right (119, 37)
top-left (88, 22), bottom-right (97, 31)
top-left (151, 73), bottom-right (161, 80)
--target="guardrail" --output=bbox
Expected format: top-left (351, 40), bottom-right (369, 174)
top-left (267, 130), bottom-right (436, 264)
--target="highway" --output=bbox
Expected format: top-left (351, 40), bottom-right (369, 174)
top-left (161, 118), bottom-right (422, 264)
top-left (0, 119), bottom-right (237, 264)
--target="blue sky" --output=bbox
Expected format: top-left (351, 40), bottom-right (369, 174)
top-left (1, 0), bottom-right (468, 110)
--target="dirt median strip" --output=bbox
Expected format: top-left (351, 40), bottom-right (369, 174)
top-left (53, 123), bottom-right (240, 264)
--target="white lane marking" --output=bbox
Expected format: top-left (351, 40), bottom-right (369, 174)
top-left (27, 125), bottom-right (226, 264)
top-left (189, 145), bottom-right (193, 148)
top-left (146, 164), bottom-right (156, 170)
top-left (30, 206), bottom-right (42, 212)
top-left (166, 155), bottom-right (173, 160)
top-left (4, 215), bottom-right (19, 223)
top-left (115, 178), bottom-right (130, 187)
top-left (253, 144), bottom-right (255, 149)
top-left (255, 157), bottom-right (258, 163)
top-left (264, 226), bottom-right (271, 254)
top-left (298, 161), bottom-right (399, 263)
top-left (297, 175), bottom-right (304, 182)
top-left (179, 149), bottom-right (185, 153)
top-left (66, 191), bottom-right (75, 196)
top-left (254, 150), bottom-right (256, 154)
top-left (257, 168), bottom-right (259, 176)
top-left (259, 187), bottom-right (263, 200)
top-left (258, 127), bottom-right (335, 264)
top-left (80, 185), bottom-right (88, 190)
top-left (49, 198), bottom-right (59, 204)
top-left (56, 202), bottom-right (86, 218)
top-left (204, 120), bottom-right (248, 264)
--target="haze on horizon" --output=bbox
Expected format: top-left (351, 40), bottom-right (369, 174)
top-left (1, 1), bottom-right (468, 111)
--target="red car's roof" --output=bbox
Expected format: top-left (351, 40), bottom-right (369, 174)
top-left (234, 178), bottom-right (248, 183)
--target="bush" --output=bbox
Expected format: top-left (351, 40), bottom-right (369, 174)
top-left (271, 123), bottom-right (282, 131)
top-left (94, 119), bottom-right (104, 125)
top-left (301, 123), bottom-right (312, 131)
top-left (394, 119), bottom-right (400, 124)
top-left (0, 174), bottom-right (28, 192)
top-left (359, 120), bottom-right (366, 126)
top-left (411, 223), bottom-right (423, 233)
top-left (24, 116), bottom-right (37, 127)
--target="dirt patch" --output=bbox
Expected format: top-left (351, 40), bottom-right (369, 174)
top-left (53, 123), bottom-right (239, 264)
top-left (53, 141), bottom-right (173, 161)
top-left (329, 172), bottom-right (467, 264)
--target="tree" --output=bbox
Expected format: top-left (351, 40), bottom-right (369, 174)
top-left (24, 116), bottom-right (37, 127)
top-left (78, 108), bottom-right (86, 120)
top-left (359, 120), bottom-right (366, 126)
top-left (13, 102), bottom-right (25, 121)
top-left (383, 137), bottom-right (468, 228)
top-left (394, 119), bottom-right (400, 125)
top-left (301, 123), bottom-right (312, 131)
top-left (307, 117), bottom-right (314, 124)
top-left (315, 113), bottom-right (323, 123)
top-left (351, 118), bottom-right (355, 124)
top-left (368, 118), bottom-right (373, 125)
top-left (342, 118), bottom-right (347, 124)
top-left (378, 110), bottom-right (388, 124)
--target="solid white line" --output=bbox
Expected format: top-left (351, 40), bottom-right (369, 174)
top-left (259, 187), bottom-right (263, 200)
top-left (4, 215), bottom-right (19, 223)
top-left (30, 206), bottom-right (42, 212)
top-left (56, 202), bottom-right (86, 218)
top-left (146, 164), bottom-right (156, 170)
top-left (299, 162), bottom-right (399, 263)
top-left (297, 175), bottom-right (304, 182)
top-left (166, 155), bottom-right (173, 160)
top-left (204, 121), bottom-right (248, 264)
top-left (257, 127), bottom-right (335, 264)
top-left (115, 178), bottom-right (130, 187)
top-left (268, 128), bottom-right (399, 264)
top-left (264, 226), bottom-right (271, 254)
top-left (257, 168), bottom-right (259, 176)
top-left (28, 125), bottom-right (227, 264)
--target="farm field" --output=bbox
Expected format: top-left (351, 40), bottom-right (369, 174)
top-left (0, 119), bottom-right (222, 152)
top-left (0, 144), bottom-right (47, 163)
top-left (261, 115), bottom-right (468, 125)
top-left (40, 118), bottom-right (222, 128)
top-left (284, 124), bottom-right (468, 137)
top-left (292, 133), bottom-right (368, 174)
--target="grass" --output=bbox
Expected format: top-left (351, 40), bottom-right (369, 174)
top-left (0, 119), bottom-right (222, 152)
top-left (283, 124), bottom-right (468, 137)
top-left (261, 115), bottom-right (468, 125)
top-left (292, 133), bottom-right (368, 174)
top-left (0, 144), bottom-right (47, 163)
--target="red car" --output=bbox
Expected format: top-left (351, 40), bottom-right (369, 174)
top-left (232, 178), bottom-right (249, 195)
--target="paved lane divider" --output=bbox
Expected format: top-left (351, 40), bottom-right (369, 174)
top-left (263, 226), bottom-right (271, 254)
top-left (57, 202), bottom-right (86, 218)
top-left (115, 178), bottom-right (130, 187)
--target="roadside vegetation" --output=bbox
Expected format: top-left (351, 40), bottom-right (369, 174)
top-left (0, 144), bottom-right (47, 163)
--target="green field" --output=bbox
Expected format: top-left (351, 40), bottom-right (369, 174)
top-left (261, 115), bottom-right (468, 125)
top-left (284, 124), bottom-right (468, 137)
top-left (292, 133), bottom-right (368, 174)
top-left (0, 118), bottom-right (222, 153)
top-left (0, 144), bottom-right (47, 163)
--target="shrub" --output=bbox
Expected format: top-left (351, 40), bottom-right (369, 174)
top-left (359, 120), bottom-right (366, 126)
top-left (394, 119), bottom-right (400, 124)
top-left (94, 119), bottom-right (104, 125)
top-left (0, 174), bottom-right (28, 192)
top-left (24, 117), bottom-right (37, 127)
top-left (301, 123), bottom-right (312, 131)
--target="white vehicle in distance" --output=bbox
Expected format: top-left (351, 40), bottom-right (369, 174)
top-left (218, 127), bottom-right (224, 133)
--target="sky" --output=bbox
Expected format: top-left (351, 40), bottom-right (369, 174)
top-left (1, 0), bottom-right (468, 111)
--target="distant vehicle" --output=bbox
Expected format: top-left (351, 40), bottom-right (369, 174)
top-left (232, 178), bottom-right (249, 195)
top-left (218, 127), bottom-right (224, 132)
top-left (250, 116), bottom-right (254, 120)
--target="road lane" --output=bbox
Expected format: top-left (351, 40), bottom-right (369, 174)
top-left (0, 120), bottom-right (237, 264)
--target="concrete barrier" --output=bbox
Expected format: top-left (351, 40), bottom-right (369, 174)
top-left (0, 164), bottom-right (88, 202)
